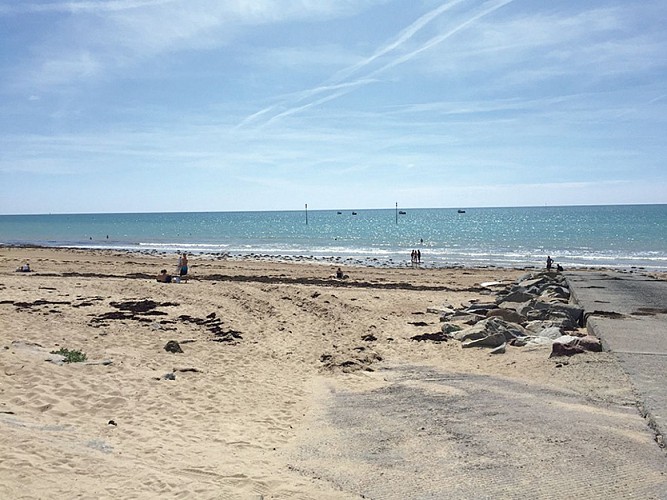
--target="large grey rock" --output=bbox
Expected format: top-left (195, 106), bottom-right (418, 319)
top-left (462, 332), bottom-right (506, 349)
top-left (514, 336), bottom-right (554, 349)
top-left (519, 277), bottom-right (549, 288)
top-left (451, 312), bottom-right (486, 325)
top-left (496, 290), bottom-right (536, 305)
top-left (539, 285), bottom-right (570, 301)
top-left (524, 319), bottom-right (571, 333)
top-left (427, 306), bottom-right (456, 316)
top-left (486, 308), bottom-right (526, 324)
top-left (489, 342), bottom-right (507, 354)
top-left (533, 327), bottom-right (563, 340)
top-left (454, 317), bottom-right (528, 343)
top-left (463, 303), bottom-right (498, 314)
top-left (576, 335), bottom-right (602, 352)
top-left (164, 340), bottom-right (183, 354)
top-left (517, 300), bottom-right (584, 327)
top-left (441, 322), bottom-right (463, 335)
top-left (498, 300), bottom-right (530, 313)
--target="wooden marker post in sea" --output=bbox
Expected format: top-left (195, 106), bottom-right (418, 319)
top-left (305, 203), bottom-right (308, 225)
top-left (396, 202), bottom-right (398, 224)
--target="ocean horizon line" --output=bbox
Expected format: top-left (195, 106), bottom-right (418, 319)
top-left (2, 202), bottom-right (666, 217)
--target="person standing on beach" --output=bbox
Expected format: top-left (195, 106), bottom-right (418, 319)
top-left (546, 255), bottom-right (553, 271)
top-left (178, 253), bottom-right (189, 277)
top-left (417, 249), bottom-right (421, 263)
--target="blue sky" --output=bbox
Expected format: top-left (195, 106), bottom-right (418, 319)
top-left (1, 0), bottom-right (665, 214)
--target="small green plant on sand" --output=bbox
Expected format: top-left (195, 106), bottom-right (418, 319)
top-left (50, 347), bottom-right (87, 363)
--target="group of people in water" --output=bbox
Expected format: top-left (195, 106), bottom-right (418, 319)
top-left (411, 249), bottom-right (421, 265)
top-left (156, 252), bottom-right (189, 283)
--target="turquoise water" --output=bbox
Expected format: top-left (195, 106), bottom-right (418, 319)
top-left (1, 205), bottom-right (666, 270)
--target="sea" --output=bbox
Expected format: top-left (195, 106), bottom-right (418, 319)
top-left (1, 205), bottom-right (666, 271)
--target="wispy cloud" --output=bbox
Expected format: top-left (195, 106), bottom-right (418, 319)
top-left (0, 0), bottom-right (177, 14)
top-left (240, 0), bottom-right (516, 128)
top-left (4, 1), bottom-right (380, 90)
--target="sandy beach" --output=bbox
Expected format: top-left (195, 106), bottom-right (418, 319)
top-left (1, 247), bottom-right (665, 499)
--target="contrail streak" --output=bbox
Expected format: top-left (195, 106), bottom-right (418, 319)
top-left (240, 0), bottom-right (515, 128)
top-left (366, 0), bottom-right (515, 77)
top-left (331, 0), bottom-right (469, 83)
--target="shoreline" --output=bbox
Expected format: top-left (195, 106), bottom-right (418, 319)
top-left (3, 243), bottom-right (666, 274)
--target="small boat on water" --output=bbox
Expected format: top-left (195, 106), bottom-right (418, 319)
top-left (398, 211), bottom-right (406, 215)
top-left (352, 212), bottom-right (357, 215)
top-left (457, 209), bottom-right (466, 213)
top-left (337, 211), bottom-right (342, 214)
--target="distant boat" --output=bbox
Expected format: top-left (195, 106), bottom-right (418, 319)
top-left (398, 210), bottom-right (406, 215)
top-left (337, 211), bottom-right (342, 214)
top-left (352, 212), bottom-right (357, 215)
top-left (457, 209), bottom-right (466, 213)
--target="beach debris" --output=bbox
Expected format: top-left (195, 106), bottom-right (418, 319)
top-left (178, 313), bottom-right (242, 342)
top-left (111, 299), bottom-right (179, 314)
top-left (108, 420), bottom-right (117, 426)
top-left (319, 350), bottom-right (382, 373)
top-left (411, 332), bottom-right (449, 342)
top-left (164, 340), bottom-right (183, 353)
top-left (174, 367), bottom-right (201, 373)
top-left (83, 359), bottom-right (114, 366)
top-left (361, 334), bottom-right (377, 342)
top-left (211, 330), bottom-right (243, 342)
top-left (11, 299), bottom-right (72, 311)
top-left (91, 299), bottom-right (179, 325)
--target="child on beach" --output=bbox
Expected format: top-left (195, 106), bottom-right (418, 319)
top-left (15, 262), bottom-right (31, 272)
top-left (331, 267), bottom-right (349, 279)
top-left (157, 269), bottom-right (172, 283)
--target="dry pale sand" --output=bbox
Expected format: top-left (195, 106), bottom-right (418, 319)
top-left (0, 247), bottom-right (664, 499)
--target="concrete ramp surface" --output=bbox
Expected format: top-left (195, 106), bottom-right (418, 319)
top-left (288, 365), bottom-right (667, 499)
top-left (567, 271), bottom-right (667, 448)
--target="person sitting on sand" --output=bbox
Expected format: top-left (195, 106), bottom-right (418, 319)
top-left (331, 267), bottom-right (349, 280)
top-left (15, 262), bottom-right (31, 272)
top-left (556, 264), bottom-right (564, 272)
top-left (157, 269), bottom-right (172, 283)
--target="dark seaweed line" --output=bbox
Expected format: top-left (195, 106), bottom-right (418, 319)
top-left (53, 271), bottom-right (469, 292)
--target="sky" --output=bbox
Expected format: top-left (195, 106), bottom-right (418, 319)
top-left (1, 0), bottom-right (666, 214)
